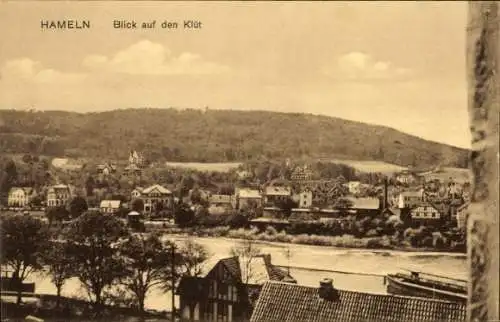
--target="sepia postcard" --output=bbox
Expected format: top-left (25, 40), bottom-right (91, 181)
top-left (0, 1), bottom-right (498, 322)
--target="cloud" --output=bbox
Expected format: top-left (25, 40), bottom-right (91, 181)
top-left (0, 58), bottom-right (85, 83)
top-left (323, 51), bottom-right (413, 82)
top-left (83, 40), bottom-right (230, 76)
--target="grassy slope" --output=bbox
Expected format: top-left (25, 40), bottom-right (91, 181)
top-left (0, 108), bottom-right (469, 169)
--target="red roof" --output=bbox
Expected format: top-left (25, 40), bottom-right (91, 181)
top-left (250, 281), bottom-right (466, 322)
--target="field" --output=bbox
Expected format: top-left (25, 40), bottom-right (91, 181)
top-left (328, 159), bottom-right (408, 174)
top-left (165, 161), bottom-right (242, 172)
top-left (421, 167), bottom-right (472, 184)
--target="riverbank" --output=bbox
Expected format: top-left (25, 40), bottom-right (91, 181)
top-left (148, 225), bottom-right (467, 254)
top-left (1, 292), bottom-right (169, 321)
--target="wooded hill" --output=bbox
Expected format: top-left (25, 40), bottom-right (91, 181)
top-left (0, 108), bottom-right (469, 168)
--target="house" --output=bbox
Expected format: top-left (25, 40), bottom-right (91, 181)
top-left (131, 187), bottom-right (144, 199)
top-left (263, 186), bottom-right (291, 207)
top-left (97, 163), bottom-right (117, 175)
top-left (208, 194), bottom-right (234, 215)
top-left (292, 189), bottom-right (313, 209)
top-left (128, 150), bottom-right (145, 168)
top-left (456, 203), bottom-right (469, 229)
top-left (345, 181), bottom-right (362, 195)
top-left (138, 184), bottom-right (173, 214)
top-left (395, 170), bottom-right (419, 185)
top-left (397, 191), bottom-right (423, 209)
top-left (250, 280), bottom-right (466, 322)
top-left (409, 202), bottom-right (442, 223)
top-left (46, 184), bottom-right (72, 207)
top-left (7, 187), bottom-right (34, 207)
top-left (177, 254), bottom-right (296, 322)
top-left (237, 170), bottom-right (253, 180)
top-left (99, 200), bottom-right (121, 215)
top-left (236, 188), bottom-right (262, 210)
top-left (290, 165), bottom-right (313, 181)
top-left (343, 197), bottom-right (380, 216)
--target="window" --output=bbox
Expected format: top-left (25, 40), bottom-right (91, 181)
top-left (218, 282), bottom-right (228, 299)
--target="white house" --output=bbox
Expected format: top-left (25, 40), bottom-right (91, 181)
top-left (263, 186), bottom-right (291, 206)
top-left (345, 181), bottom-right (362, 195)
top-left (293, 189), bottom-right (313, 208)
top-left (7, 187), bottom-right (34, 207)
top-left (100, 200), bottom-right (122, 214)
top-left (236, 188), bottom-right (262, 210)
top-left (139, 184), bottom-right (173, 214)
top-left (47, 184), bottom-right (72, 207)
top-left (398, 191), bottom-right (423, 209)
top-left (131, 187), bottom-right (144, 200)
top-left (410, 202), bottom-right (441, 222)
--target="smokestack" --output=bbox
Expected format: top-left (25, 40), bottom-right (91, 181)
top-left (318, 278), bottom-right (340, 301)
top-left (383, 177), bottom-right (388, 210)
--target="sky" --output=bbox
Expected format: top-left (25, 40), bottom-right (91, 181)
top-left (0, 1), bottom-right (471, 148)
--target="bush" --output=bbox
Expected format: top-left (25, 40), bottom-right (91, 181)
top-left (265, 226), bottom-right (278, 236)
top-left (224, 213), bottom-right (249, 229)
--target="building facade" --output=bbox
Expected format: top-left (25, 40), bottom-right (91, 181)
top-left (137, 184), bottom-right (173, 214)
top-left (398, 191), bottom-right (424, 209)
top-left (99, 200), bottom-right (122, 215)
top-left (409, 202), bottom-right (442, 223)
top-left (7, 187), bottom-right (33, 207)
top-left (236, 189), bottom-right (262, 210)
top-left (263, 186), bottom-right (291, 207)
top-left (46, 184), bottom-right (72, 208)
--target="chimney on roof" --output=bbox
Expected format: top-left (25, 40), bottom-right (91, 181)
top-left (318, 278), bottom-right (340, 301)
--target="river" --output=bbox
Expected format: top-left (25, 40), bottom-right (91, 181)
top-left (25, 236), bottom-right (467, 311)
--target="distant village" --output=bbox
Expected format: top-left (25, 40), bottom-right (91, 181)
top-left (2, 149), bottom-right (470, 240)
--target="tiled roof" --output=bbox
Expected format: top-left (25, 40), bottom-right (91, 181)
top-left (251, 281), bottom-right (466, 322)
top-left (220, 256), bottom-right (242, 280)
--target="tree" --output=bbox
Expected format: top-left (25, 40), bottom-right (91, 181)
top-left (282, 246), bottom-right (294, 276)
top-left (131, 198), bottom-right (144, 212)
top-left (174, 202), bottom-right (195, 227)
top-left (177, 238), bottom-right (211, 277)
top-left (276, 197), bottom-right (298, 218)
top-left (3, 159), bottom-right (18, 193)
top-left (85, 176), bottom-right (96, 197)
top-left (69, 196), bottom-right (88, 219)
top-left (22, 154), bottom-right (33, 164)
top-left (41, 240), bottom-right (74, 308)
top-left (46, 206), bottom-right (70, 226)
top-left (65, 211), bottom-right (129, 311)
top-left (119, 233), bottom-right (172, 312)
top-left (230, 237), bottom-right (262, 285)
top-left (0, 215), bottom-right (49, 304)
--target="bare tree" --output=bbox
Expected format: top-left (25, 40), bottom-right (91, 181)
top-left (177, 238), bottom-right (211, 277)
top-left (119, 233), bottom-right (172, 312)
top-left (0, 215), bottom-right (49, 305)
top-left (42, 240), bottom-right (74, 308)
top-left (281, 246), bottom-right (294, 276)
top-left (230, 237), bottom-right (262, 285)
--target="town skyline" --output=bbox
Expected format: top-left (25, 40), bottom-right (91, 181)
top-left (0, 1), bottom-right (470, 148)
